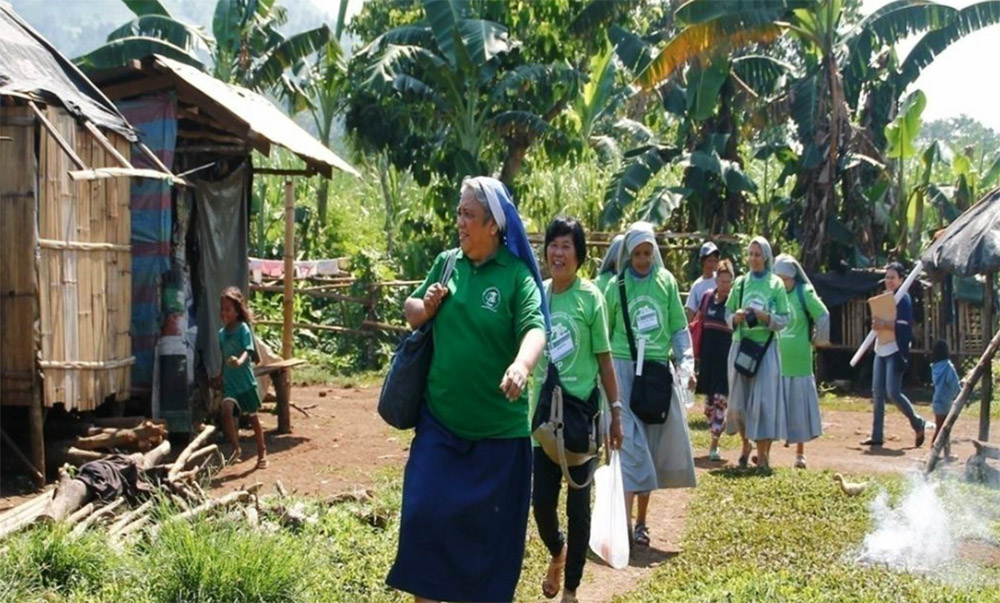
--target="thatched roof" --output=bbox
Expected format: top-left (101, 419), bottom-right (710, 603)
top-left (922, 187), bottom-right (1000, 277)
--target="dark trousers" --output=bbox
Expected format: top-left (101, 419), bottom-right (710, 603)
top-left (532, 448), bottom-right (594, 592)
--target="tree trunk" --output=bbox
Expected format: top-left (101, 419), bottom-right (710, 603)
top-left (499, 135), bottom-right (530, 191)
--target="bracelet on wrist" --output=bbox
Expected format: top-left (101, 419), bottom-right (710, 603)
top-left (610, 401), bottom-right (624, 410)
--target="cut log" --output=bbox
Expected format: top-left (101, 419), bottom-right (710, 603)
top-left (65, 503), bottom-right (96, 526)
top-left (326, 488), bottom-right (375, 506)
top-left (169, 493), bottom-right (190, 512)
top-left (275, 480), bottom-right (288, 497)
top-left (927, 326), bottom-right (1000, 474)
top-left (174, 490), bottom-right (252, 523)
top-left (113, 514), bottom-right (150, 540)
top-left (141, 440), bottom-right (172, 469)
top-left (48, 446), bottom-right (106, 468)
top-left (70, 498), bottom-right (126, 537)
top-left (38, 468), bottom-right (90, 523)
top-left (169, 425), bottom-right (216, 479)
top-left (183, 444), bottom-right (221, 470)
top-left (72, 421), bottom-right (166, 452)
top-left (0, 490), bottom-right (55, 541)
top-left (108, 499), bottom-right (153, 536)
top-left (91, 417), bottom-right (166, 429)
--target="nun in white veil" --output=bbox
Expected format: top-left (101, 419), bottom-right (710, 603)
top-left (773, 253), bottom-right (829, 469)
top-left (604, 221), bottom-right (696, 547)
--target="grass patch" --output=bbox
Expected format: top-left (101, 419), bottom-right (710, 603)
top-left (686, 412), bottom-right (742, 452)
top-left (615, 469), bottom-right (1000, 602)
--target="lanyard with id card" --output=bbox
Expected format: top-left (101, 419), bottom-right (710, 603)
top-left (545, 284), bottom-right (576, 366)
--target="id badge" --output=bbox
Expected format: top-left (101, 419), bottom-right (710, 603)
top-left (549, 330), bottom-right (575, 364)
top-left (636, 307), bottom-right (660, 333)
top-left (748, 300), bottom-right (765, 312)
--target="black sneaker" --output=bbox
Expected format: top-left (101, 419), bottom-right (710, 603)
top-left (859, 438), bottom-right (883, 446)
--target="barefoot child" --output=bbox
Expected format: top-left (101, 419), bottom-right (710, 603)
top-left (930, 339), bottom-right (960, 458)
top-left (218, 286), bottom-right (268, 469)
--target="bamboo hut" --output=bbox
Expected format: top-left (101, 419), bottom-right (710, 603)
top-left (87, 54), bottom-right (359, 435)
top-left (0, 4), bottom-right (179, 486)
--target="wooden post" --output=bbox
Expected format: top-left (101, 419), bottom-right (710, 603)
top-left (982, 273), bottom-right (994, 442)
top-left (28, 387), bottom-right (45, 489)
top-left (279, 180), bottom-right (294, 434)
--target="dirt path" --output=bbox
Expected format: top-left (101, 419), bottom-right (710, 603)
top-left (2, 384), bottom-right (996, 602)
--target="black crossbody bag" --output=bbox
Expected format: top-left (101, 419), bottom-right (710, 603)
top-left (618, 271), bottom-right (673, 424)
top-left (733, 278), bottom-right (775, 378)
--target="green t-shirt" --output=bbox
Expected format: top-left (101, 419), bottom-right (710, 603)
top-left (726, 272), bottom-right (790, 344)
top-left (606, 268), bottom-right (687, 361)
top-left (594, 271), bottom-right (614, 298)
top-left (411, 247), bottom-right (545, 440)
top-left (779, 283), bottom-right (829, 377)
top-left (218, 322), bottom-right (258, 396)
top-left (531, 277), bottom-right (611, 405)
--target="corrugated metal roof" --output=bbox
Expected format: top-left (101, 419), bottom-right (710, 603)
top-left (0, 2), bottom-right (136, 140)
top-left (152, 55), bottom-right (359, 178)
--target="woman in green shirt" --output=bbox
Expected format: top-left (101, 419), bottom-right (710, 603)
top-left (773, 254), bottom-right (830, 469)
top-left (533, 216), bottom-right (623, 603)
top-left (605, 221), bottom-right (696, 548)
top-left (725, 236), bottom-right (789, 470)
top-left (387, 177), bottom-right (547, 603)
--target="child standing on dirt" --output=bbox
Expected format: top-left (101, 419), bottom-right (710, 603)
top-left (930, 339), bottom-right (960, 458)
top-left (218, 286), bottom-right (267, 469)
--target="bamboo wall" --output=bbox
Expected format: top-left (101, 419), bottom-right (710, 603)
top-left (0, 106), bottom-right (37, 407)
top-left (1, 103), bottom-right (132, 412)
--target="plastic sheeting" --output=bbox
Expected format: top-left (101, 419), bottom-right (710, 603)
top-left (922, 188), bottom-right (1000, 277)
top-left (0, 4), bottom-right (135, 139)
top-left (194, 164), bottom-right (249, 381)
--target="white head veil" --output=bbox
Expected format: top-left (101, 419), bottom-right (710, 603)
top-left (599, 234), bottom-right (625, 275)
top-left (748, 236), bottom-right (774, 272)
top-left (617, 221), bottom-right (664, 274)
top-left (773, 253), bottom-right (814, 288)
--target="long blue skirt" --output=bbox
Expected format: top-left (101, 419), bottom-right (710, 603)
top-left (386, 405), bottom-right (531, 602)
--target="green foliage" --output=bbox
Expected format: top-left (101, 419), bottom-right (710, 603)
top-left (885, 90), bottom-right (927, 160)
top-left (153, 519), bottom-right (309, 602)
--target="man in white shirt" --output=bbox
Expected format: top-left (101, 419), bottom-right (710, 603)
top-left (685, 241), bottom-right (720, 321)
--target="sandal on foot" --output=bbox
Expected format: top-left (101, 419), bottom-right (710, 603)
top-left (633, 523), bottom-right (651, 547)
top-left (859, 438), bottom-right (883, 446)
top-left (738, 454), bottom-right (749, 469)
top-left (542, 546), bottom-right (567, 599)
top-left (708, 449), bottom-right (721, 462)
top-left (795, 455), bottom-right (807, 469)
top-left (561, 591), bottom-right (579, 603)
top-left (256, 457), bottom-right (269, 470)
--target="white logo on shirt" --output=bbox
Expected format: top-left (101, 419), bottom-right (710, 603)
top-left (482, 286), bottom-right (501, 312)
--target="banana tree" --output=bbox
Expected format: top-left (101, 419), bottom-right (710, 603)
top-left (635, 0), bottom-right (998, 270)
top-left (76, 0), bottom-right (331, 99)
top-left (348, 0), bottom-right (579, 189)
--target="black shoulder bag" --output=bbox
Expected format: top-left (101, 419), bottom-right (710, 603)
top-left (377, 251), bottom-right (457, 429)
top-left (619, 271), bottom-right (673, 424)
top-left (733, 278), bottom-right (775, 378)
top-left (531, 285), bottom-right (601, 488)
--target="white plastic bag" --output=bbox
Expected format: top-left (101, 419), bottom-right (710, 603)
top-left (589, 450), bottom-right (630, 569)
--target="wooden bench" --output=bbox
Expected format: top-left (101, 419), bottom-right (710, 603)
top-left (255, 358), bottom-right (306, 433)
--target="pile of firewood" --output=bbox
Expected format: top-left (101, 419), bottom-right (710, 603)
top-left (48, 417), bottom-right (168, 471)
top-left (0, 425), bottom-right (384, 547)
top-left (0, 426), bottom-right (230, 545)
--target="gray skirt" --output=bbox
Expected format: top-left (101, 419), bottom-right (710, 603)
top-left (613, 358), bottom-right (697, 493)
top-left (783, 375), bottom-right (822, 444)
top-left (725, 340), bottom-right (787, 441)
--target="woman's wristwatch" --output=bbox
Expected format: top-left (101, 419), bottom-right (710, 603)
top-left (610, 400), bottom-right (624, 410)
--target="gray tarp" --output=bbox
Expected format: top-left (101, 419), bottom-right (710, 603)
top-left (0, 3), bottom-right (135, 139)
top-left (195, 164), bottom-right (249, 380)
top-left (922, 187), bottom-right (1000, 277)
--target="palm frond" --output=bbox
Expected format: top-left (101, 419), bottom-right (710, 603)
top-left (600, 144), bottom-right (683, 228)
top-left (894, 1), bottom-right (1000, 93)
top-left (489, 111), bottom-right (552, 140)
top-left (674, 0), bottom-right (814, 26)
top-left (124, 0), bottom-right (171, 18)
top-left (609, 25), bottom-right (654, 76)
top-left (75, 36), bottom-right (205, 71)
top-left (251, 25), bottom-right (331, 91)
top-left (106, 15), bottom-right (213, 52)
top-left (636, 17), bottom-right (783, 90)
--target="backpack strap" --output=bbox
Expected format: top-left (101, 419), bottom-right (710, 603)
top-left (795, 282), bottom-right (815, 341)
